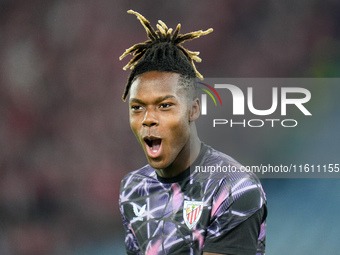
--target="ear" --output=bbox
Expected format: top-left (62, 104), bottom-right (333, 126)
top-left (189, 97), bottom-right (200, 122)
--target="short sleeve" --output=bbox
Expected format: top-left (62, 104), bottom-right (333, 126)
top-left (203, 175), bottom-right (267, 255)
top-left (119, 183), bottom-right (141, 255)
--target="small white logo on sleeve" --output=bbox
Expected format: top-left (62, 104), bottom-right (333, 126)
top-left (132, 204), bottom-right (146, 221)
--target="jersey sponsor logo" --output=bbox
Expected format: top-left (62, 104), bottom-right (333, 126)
top-left (132, 203), bottom-right (146, 221)
top-left (183, 200), bottom-right (203, 229)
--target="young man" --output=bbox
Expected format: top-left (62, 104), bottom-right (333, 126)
top-left (119, 10), bottom-right (267, 255)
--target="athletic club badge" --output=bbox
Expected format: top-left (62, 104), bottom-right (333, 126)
top-left (183, 200), bottom-right (203, 229)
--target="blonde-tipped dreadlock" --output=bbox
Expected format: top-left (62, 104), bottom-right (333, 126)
top-left (120, 10), bottom-right (213, 101)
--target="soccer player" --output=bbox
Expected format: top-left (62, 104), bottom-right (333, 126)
top-left (119, 10), bottom-right (267, 255)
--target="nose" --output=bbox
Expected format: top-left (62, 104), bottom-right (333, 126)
top-left (142, 109), bottom-right (158, 127)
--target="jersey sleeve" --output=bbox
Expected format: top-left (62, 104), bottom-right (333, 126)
top-left (120, 211), bottom-right (141, 255)
top-left (119, 179), bottom-right (142, 255)
top-left (203, 175), bottom-right (267, 255)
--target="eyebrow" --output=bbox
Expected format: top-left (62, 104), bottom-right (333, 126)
top-left (129, 95), bottom-right (176, 104)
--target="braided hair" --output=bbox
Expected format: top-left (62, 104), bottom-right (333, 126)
top-left (120, 10), bottom-right (213, 101)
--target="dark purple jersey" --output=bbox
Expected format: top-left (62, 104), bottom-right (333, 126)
top-left (119, 143), bottom-right (267, 255)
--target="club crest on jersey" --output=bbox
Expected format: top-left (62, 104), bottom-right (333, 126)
top-left (183, 200), bottom-right (203, 229)
top-left (132, 203), bottom-right (146, 221)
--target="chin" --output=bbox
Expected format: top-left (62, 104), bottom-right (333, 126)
top-left (147, 158), bottom-right (167, 170)
top-left (148, 161), bottom-right (164, 170)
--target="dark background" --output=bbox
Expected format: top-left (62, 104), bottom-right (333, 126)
top-left (0, 0), bottom-right (339, 254)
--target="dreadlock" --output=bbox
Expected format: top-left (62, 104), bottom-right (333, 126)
top-left (119, 10), bottom-right (213, 101)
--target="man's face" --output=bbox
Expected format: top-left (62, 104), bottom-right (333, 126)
top-left (129, 71), bottom-right (193, 170)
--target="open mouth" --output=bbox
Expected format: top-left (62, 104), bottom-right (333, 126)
top-left (144, 137), bottom-right (162, 158)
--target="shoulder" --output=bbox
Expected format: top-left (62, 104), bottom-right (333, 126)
top-left (119, 164), bottom-right (159, 207)
top-left (120, 164), bottom-right (157, 189)
top-left (205, 144), bottom-right (243, 167)
top-left (197, 144), bottom-right (251, 180)
top-left (197, 144), bottom-right (266, 205)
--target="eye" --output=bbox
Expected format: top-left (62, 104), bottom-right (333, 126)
top-left (159, 103), bottom-right (172, 109)
top-left (131, 105), bottom-right (143, 111)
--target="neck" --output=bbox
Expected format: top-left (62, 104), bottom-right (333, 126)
top-left (156, 125), bottom-right (201, 178)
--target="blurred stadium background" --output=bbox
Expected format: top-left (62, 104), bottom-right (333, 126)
top-left (0, 0), bottom-right (339, 254)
